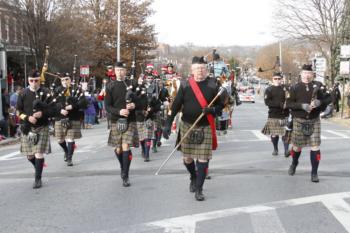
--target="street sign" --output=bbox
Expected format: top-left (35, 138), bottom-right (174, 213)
top-left (80, 65), bottom-right (90, 77)
top-left (340, 45), bottom-right (350, 58)
top-left (315, 57), bottom-right (327, 72)
top-left (340, 61), bottom-right (350, 75)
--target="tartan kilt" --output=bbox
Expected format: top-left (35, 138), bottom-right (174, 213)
top-left (291, 117), bottom-right (321, 148)
top-left (20, 126), bottom-right (51, 156)
top-left (261, 118), bottom-right (287, 136)
top-left (136, 121), bottom-right (154, 141)
top-left (54, 120), bottom-right (82, 141)
top-left (178, 120), bottom-right (212, 160)
top-left (153, 113), bottom-right (162, 130)
top-left (108, 122), bottom-right (136, 147)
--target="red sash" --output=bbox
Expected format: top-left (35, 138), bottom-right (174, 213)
top-left (188, 78), bottom-right (218, 150)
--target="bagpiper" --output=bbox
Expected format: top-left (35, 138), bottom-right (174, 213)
top-left (104, 61), bottom-right (138, 187)
top-left (261, 72), bottom-right (290, 156)
top-left (163, 56), bottom-right (224, 201)
top-left (54, 73), bottom-right (87, 166)
top-left (17, 71), bottom-right (56, 188)
top-left (286, 64), bottom-right (332, 182)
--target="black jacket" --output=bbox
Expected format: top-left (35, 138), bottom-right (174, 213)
top-left (169, 77), bottom-right (224, 126)
top-left (16, 87), bottom-right (56, 128)
top-left (286, 81), bottom-right (332, 119)
top-left (104, 79), bottom-right (138, 123)
top-left (264, 85), bottom-right (288, 119)
top-left (54, 86), bottom-right (88, 121)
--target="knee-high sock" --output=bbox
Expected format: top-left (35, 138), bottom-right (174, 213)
top-left (58, 141), bottom-right (68, 154)
top-left (67, 142), bottom-right (75, 159)
top-left (184, 160), bottom-right (196, 179)
top-left (122, 151), bottom-right (132, 178)
top-left (34, 158), bottom-right (45, 181)
top-left (114, 150), bottom-right (123, 169)
top-left (291, 150), bottom-right (301, 165)
top-left (145, 140), bottom-right (151, 158)
top-left (196, 161), bottom-right (208, 190)
top-left (282, 136), bottom-right (289, 153)
top-left (271, 136), bottom-right (279, 150)
top-left (28, 157), bottom-right (36, 167)
top-left (310, 150), bottom-right (321, 175)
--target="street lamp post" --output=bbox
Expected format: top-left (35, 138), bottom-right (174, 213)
top-left (117, 0), bottom-right (121, 62)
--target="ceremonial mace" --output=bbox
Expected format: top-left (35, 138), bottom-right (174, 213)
top-left (155, 86), bottom-right (226, 175)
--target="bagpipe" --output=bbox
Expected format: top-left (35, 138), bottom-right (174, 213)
top-left (21, 89), bottom-right (60, 136)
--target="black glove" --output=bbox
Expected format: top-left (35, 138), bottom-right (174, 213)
top-left (163, 118), bottom-right (172, 140)
top-left (202, 107), bottom-right (216, 115)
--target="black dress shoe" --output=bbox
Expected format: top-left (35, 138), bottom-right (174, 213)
top-left (284, 150), bottom-right (290, 158)
top-left (33, 179), bottom-right (42, 189)
top-left (205, 174), bottom-right (211, 180)
top-left (195, 189), bottom-right (205, 201)
top-left (272, 149), bottom-right (278, 156)
top-left (311, 174), bottom-right (319, 183)
top-left (67, 160), bottom-right (73, 166)
top-left (123, 178), bottom-right (130, 187)
top-left (189, 178), bottom-right (196, 193)
top-left (144, 158), bottom-right (150, 162)
top-left (288, 164), bottom-right (297, 176)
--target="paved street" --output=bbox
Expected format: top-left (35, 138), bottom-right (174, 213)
top-left (1, 95), bottom-right (350, 233)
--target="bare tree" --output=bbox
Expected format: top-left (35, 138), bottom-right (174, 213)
top-left (274, 0), bottom-right (347, 84)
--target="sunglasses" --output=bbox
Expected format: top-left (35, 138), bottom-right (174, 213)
top-left (273, 78), bottom-right (282, 80)
top-left (29, 79), bottom-right (39, 83)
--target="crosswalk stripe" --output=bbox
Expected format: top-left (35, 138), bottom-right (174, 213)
top-left (322, 198), bottom-right (350, 232)
top-left (0, 151), bottom-right (21, 161)
top-left (248, 130), bottom-right (269, 141)
top-left (250, 208), bottom-right (286, 233)
top-left (146, 192), bottom-right (350, 233)
top-left (325, 130), bottom-right (350, 139)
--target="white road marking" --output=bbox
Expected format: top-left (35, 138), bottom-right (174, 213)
top-left (250, 208), bottom-right (286, 233)
top-left (322, 197), bottom-right (350, 232)
top-left (325, 130), bottom-right (350, 139)
top-left (247, 130), bottom-right (269, 141)
top-left (147, 191), bottom-right (350, 233)
top-left (0, 151), bottom-right (21, 161)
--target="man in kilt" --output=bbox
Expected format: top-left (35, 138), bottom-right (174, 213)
top-left (54, 73), bottom-right (87, 166)
top-left (163, 56), bottom-right (224, 201)
top-left (17, 71), bottom-right (56, 189)
top-left (105, 61), bottom-right (138, 187)
top-left (135, 78), bottom-right (161, 162)
top-left (286, 64), bottom-right (332, 182)
top-left (262, 72), bottom-right (290, 156)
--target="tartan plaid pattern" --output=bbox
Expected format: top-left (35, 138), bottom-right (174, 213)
top-left (153, 113), bottom-right (162, 129)
top-left (108, 122), bottom-right (136, 147)
top-left (136, 121), bottom-right (154, 141)
top-left (291, 117), bottom-right (321, 148)
top-left (54, 120), bottom-right (82, 140)
top-left (261, 118), bottom-right (287, 136)
top-left (178, 120), bottom-right (212, 160)
top-left (20, 126), bottom-right (51, 156)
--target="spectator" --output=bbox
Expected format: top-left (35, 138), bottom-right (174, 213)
top-left (345, 84), bottom-right (350, 118)
top-left (84, 92), bottom-right (97, 129)
top-left (0, 89), bottom-right (10, 139)
top-left (332, 83), bottom-right (341, 112)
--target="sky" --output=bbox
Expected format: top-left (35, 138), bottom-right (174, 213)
top-left (148, 0), bottom-right (278, 47)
